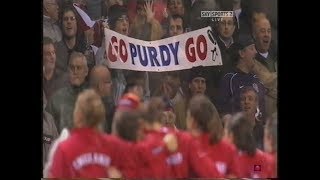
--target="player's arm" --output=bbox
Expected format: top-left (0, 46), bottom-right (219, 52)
top-left (188, 140), bottom-right (223, 178)
top-left (48, 145), bottom-right (69, 178)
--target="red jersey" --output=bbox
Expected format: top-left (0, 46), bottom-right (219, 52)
top-left (48, 128), bottom-right (121, 178)
top-left (136, 128), bottom-right (223, 178)
top-left (194, 133), bottom-right (237, 177)
top-left (169, 131), bottom-right (223, 178)
top-left (136, 128), bottom-right (173, 178)
top-left (265, 152), bottom-right (277, 178)
top-left (104, 134), bottom-right (143, 179)
top-left (232, 149), bottom-right (273, 178)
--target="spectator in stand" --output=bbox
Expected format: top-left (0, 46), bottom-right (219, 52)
top-left (95, 4), bottom-right (131, 105)
top-left (236, 0), bottom-right (277, 41)
top-left (46, 52), bottom-right (89, 132)
top-left (125, 71), bottom-right (149, 101)
top-left (239, 86), bottom-right (264, 149)
top-left (130, 0), bottom-right (163, 103)
top-left (167, 0), bottom-right (184, 16)
top-left (130, 0), bottom-right (164, 41)
top-left (153, 72), bottom-right (186, 129)
top-left (173, 67), bottom-right (210, 130)
top-left (43, 91), bottom-right (59, 167)
top-left (55, 6), bottom-right (95, 78)
top-left (43, 37), bottom-right (68, 101)
top-left (252, 15), bottom-right (277, 72)
top-left (43, 0), bottom-right (62, 43)
top-left (149, 14), bottom-right (185, 101)
top-left (89, 65), bottom-right (115, 133)
top-left (186, 67), bottom-right (207, 99)
top-left (101, 0), bottom-right (124, 21)
top-left (165, 14), bottom-right (184, 37)
top-left (127, 0), bottom-right (167, 25)
top-left (206, 16), bottom-right (238, 103)
top-left (246, 0), bottom-right (278, 51)
top-left (166, 0), bottom-right (191, 31)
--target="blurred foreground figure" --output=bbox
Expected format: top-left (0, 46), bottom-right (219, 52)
top-left (264, 113), bottom-right (277, 178)
top-left (228, 112), bottom-right (273, 178)
top-left (186, 95), bottom-right (237, 178)
top-left (46, 89), bottom-right (122, 178)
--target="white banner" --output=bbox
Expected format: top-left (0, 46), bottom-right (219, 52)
top-left (104, 26), bottom-right (222, 72)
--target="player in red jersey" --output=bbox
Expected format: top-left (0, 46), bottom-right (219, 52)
top-left (109, 110), bottom-right (145, 178)
top-left (186, 95), bottom-right (238, 178)
top-left (47, 90), bottom-right (122, 178)
top-left (110, 98), bottom-right (178, 179)
top-left (264, 113), bottom-right (277, 177)
top-left (228, 112), bottom-right (273, 178)
top-left (138, 97), bottom-right (222, 178)
top-left (111, 82), bottom-right (143, 135)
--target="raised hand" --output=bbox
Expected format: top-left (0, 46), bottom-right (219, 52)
top-left (144, 0), bottom-right (155, 23)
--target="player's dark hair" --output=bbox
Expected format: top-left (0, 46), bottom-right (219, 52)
top-left (229, 112), bottom-right (256, 156)
top-left (116, 111), bottom-right (142, 142)
top-left (266, 113), bottom-right (277, 152)
top-left (142, 97), bottom-right (166, 124)
top-left (188, 95), bottom-right (223, 144)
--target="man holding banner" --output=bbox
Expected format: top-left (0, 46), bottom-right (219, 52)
top-left (105, 4), bottom-right (130, 105)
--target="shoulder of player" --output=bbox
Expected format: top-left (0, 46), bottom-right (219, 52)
top-left (254, 149), bottom-right (271, 162)
top-left (175, 130), bottom-right (192, 139)
top-left (219, 139), bottom-right (237, 152)
top-left (106, 134), bottom-right (135, 148)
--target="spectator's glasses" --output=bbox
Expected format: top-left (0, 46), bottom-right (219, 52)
top-left (63, 16), bottom-right (76, 22)
top-left (117, 15), bottom-right (129, 23)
